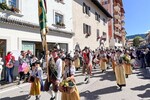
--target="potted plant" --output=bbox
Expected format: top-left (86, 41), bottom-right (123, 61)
top-left (10, 6), bottom-right (20, 13)
top-left (0, 2), bottom-right (9, 10)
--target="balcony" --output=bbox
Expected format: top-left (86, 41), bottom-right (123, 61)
top-left (114, 3), bottom-right (120, 12)
top-left (114, 11), bottom-right (120, 19)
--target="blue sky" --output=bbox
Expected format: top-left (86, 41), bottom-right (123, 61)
top-left (123, 0), bottom-right (150, 36)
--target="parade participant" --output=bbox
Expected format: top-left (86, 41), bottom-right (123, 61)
top-left (5, 52), bottom-right (15, 83)
top-left (18, 51), bottom-right (30, 84)
top-left (82, 46), bottom-right (92, 83)
top-left (44, 46), bottom-right (62, 100)
top-left (111, 51), bottom-right (116, 72)
top-left (61, 54), bottom-right (80, 100)
top-left (74, 50), bottom-right (80, 71)
top-left (115, 50), bottom-right (126, 90)
top-left (0, 54), bottom-right (4, 80)
top-left (100, 50), bottom-right (107, 73)
top-left (29, 61), bottom-right (42, 100)
top-left (106, 51), bottom-right (111, 69)
top-left (123, 50), bottom-right (132, 78)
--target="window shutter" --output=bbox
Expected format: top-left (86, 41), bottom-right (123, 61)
top-left (83, 23), bottom-right (86, 34)
top-left (97, 29), bottom-right (99, 37)
top-left (83, 3), bottom-right (85, 13)
top-left (88, 7), bottom-right (90, 16)
top-left (89, 26), bottom-right (91, 35)
top-left (98, 15), bottom-right (100, 22)
top-left (95, 12), bottom-right (97, 20)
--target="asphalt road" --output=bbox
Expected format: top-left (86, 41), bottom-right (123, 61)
top-left (0, 67), bottom-right (150, 100)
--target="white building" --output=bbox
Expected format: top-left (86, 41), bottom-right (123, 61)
top-left (72, 0), bottom-right (112, 50)
top-left (0, 0), bottom-right (73, 81)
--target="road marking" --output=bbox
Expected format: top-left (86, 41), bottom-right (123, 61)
top-left (0, 83), bottom-right (30, 94)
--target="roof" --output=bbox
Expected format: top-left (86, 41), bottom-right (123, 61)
top-left (91, 0), bottom-right (112, 18)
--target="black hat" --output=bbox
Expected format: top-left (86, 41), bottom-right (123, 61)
top-left (65, 54), bottom-right (74, 61)
top-left (116, 49), bottom-right (122, 53)
top-left (85, 46), bottom-right (89, 49)
top-left (35, 60), bottom-right (41, 64)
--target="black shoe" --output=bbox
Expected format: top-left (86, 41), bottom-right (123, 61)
top-left (126, 74), bottom-right (128, 78)
top-left (84, 77), bottom-right (88, 81)
top-left (17, 81), bottom-right (20, 85)
top-left (102, 70), bottom-right (105, 73)
top-left (36, 96), bottom-right (40, 100)
top-left (50, 96), bottom-right (55, 100)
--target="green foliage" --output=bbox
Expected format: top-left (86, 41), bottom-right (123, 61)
top-left (0, 2), bottom-right (9, 10)
top-left (133, 36), bottom-right (142, 47)
top-left (0, 2), bottom-right (19, 13)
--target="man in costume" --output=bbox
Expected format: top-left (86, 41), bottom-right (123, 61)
top-left (44, 47), bottom-right (62, 100)
top-left (82, 47), bottom-right (93, 83)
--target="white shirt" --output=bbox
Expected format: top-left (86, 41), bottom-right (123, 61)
top-left (64, 65), bottom-right (75, 78)
top-left (56, 58), bottom-right (62, 81)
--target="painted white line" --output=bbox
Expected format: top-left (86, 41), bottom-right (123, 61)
top-left (0, 83), bottom-right (30, 94)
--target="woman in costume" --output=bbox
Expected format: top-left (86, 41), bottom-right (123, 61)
top-left (100, 50), bottom-right (107, 73)
top-left (111, 51), bottom-right (116, 72)
top-left (74, 50), bottom-right (80, 71)
top-left (123, 51), bottom-right (132, 78)
top-left (61, 54), bottom-right (80, 100)
top-left (29, 60), bottom-right (43, 100)
top-left (115, 50), bottom-right (126, 90)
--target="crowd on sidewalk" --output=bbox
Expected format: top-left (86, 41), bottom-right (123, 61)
top-left (0, 46), bottom-right (150, 100)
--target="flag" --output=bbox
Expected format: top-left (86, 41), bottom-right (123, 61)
top-left (38, 0), bottom-right (48, 51)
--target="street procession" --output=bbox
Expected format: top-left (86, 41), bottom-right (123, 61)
top-left (0, 0), bottom-right (150, 100)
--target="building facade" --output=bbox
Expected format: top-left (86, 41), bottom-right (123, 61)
top-left (100, 0), bottom-right (126, 48)
top-left (0, 0), bottom-right (73, 81)
top-left (72, 0), bottom-right (112, 50)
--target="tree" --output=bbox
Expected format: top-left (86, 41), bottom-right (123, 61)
top-left (133, 36), bottom-right (142, 47)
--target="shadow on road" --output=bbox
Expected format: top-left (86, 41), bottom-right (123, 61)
top-left (97, 71), bottom-right (116, 82)
top-left (80, 86), bottom-right (120, 100)
top-left (0, 94), bottom-right (29, 100)
top-left (131, 84), bottom-right (150, 98)
top-left (138, 90), bottom-right (150, 98)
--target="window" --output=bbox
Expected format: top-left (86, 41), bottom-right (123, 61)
top-left (9, 0), bottom-right (16, 7)
top-left (83, 23), bottom-right (91, 35)
top-left (103, 32), bottom-right (106, 36)
top-left (97, 29), bottom-right (100, 37)
top-left (103, 18), bottom-right (106, 25)
top-left (102, 32), bottom-right (107, 41)
top-left (83, 3), bottom-right (90, 16)
top-left (95, 12), bottom-right (100, 22)
top-left (55, 13), bottom-right (64, 26)
top-left (0, 0), bottom-right (20, 12)
top-left (0, 0), bottom-right (6, 3)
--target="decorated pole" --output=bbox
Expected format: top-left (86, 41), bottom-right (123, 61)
top-left (38, 0), bottom-right (49, 81)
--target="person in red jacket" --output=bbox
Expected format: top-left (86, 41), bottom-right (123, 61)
top-left (5, 52), bottom-right (15, 83)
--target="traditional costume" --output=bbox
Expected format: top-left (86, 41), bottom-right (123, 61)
top-left (115, 50), bottom-right (126, 90)
top-left (44, 54), bottom-right (62, 100)
top-left (60, 54), bottom-right (80, 100)
top-left (29, 61), bottom-right (43, 100)
top-left (82, 47), bottom-right (92, 83)
top-left (74, 52), bottom-right (80, 70)
top-left (111, 52), bottom-right (116, 72)
top-left (100, 53), bottom-right (107, 73)
top-left (123, 54), bottom-right (132, 78)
